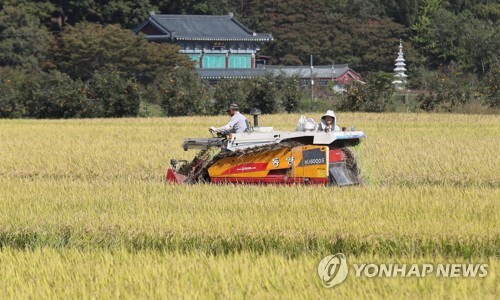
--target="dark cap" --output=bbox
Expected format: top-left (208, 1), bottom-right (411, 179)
top-left (226, 103), bottom-right (239, 111)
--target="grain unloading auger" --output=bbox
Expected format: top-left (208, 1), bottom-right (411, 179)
top-left (166, 113), bottom-right (366, 186)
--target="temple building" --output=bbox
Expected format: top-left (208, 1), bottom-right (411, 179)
top-left (135, 13), bottom-right (361, 88)
top-left (135, 12), bottom-right (273, 69)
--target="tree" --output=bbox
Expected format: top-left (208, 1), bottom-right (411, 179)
top-left (479, 62), bottom-right (499, 108)
top-left (337, 81), bottom-right (367, 112)
top-left (470, 3), bottom-right (500, 23)
top-left (0, 68), bottom-right (26, 118)
top-left (363, 72), bottom-right (395, 112)
top-left (458, 12), bottom-right (499, 75)
top-left (411, 8), bottom-right (499, 75)
top-left (275, 74), bottom-right (302, 113)
top-left (87, 70), bottom-right (141, 117)
top-left (20, 71), bottom-right (90, 118)
top-left (411, 0), bottom-right (443, 63)
top-left (0, 6), bottom-right (51, 71)
top-left (246, 75), bottom-right (280, 114)
top-left (138, 41), bottom-right (194, 84)
top-left (159, 67), bottom-right (210, 116)
top-left (338, 72), bottom-right (394, 112)
top-left (417, 72), bottom-right (472, 111)
top-left (46, 22), bottom-right (191, 82)
top-left (380, 0), bottom-right (419, 26)
top-left (153, 0), bottom-right (230, 15)
top-left (99, 0), bottom-right (157, 28)
top-left (232, 0), bottom-right (410, 72)
top-left (212, 79), bottom-right (250, 114)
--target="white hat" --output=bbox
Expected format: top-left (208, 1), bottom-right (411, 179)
top-left (321, 110), bottom-right (336, 120)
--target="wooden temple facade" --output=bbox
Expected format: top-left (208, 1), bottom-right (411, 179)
top-left (135, 13), bottom-right (273, 69)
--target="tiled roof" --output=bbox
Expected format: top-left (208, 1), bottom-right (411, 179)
top-left (135, 13), bottom-right (273, 42)
top-left (195, 65), bottom-right (360, 80)
top-left (263, 65), bottom-right (354, 79)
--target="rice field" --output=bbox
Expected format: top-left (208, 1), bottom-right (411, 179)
top-left (0, 113), bottom-right (499, 298)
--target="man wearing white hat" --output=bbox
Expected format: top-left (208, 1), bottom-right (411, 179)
top-left (209, 103), bottom-right (249, 134)
top-left (318, 110), bottom-right (340, 132)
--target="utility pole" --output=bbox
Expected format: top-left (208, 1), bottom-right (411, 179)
top-left (310, 55), bottom-right (314, 101)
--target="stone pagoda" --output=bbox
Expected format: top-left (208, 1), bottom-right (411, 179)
top-left (392, 39), bottom-right (408, 90)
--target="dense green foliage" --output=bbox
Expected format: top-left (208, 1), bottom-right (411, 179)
top-left (87, 70), bottom-right (142, 117)
top-left (45, 22), bottom-right (191, 82)
top-left (0, 0), bottom-right (498, 117)
top-left (338, 72), bottom-right (396, 112)
top-left (233, 0), bottom-right (498, 75)
top-left (159, 67), bottom-right (210, 116)
top-left (212, 79), bottom-right (250, 114)
top-left (0, 6), bottom-right (51, 71)
top-left (210, 75), bottom-right (302, 115)
top-left (0, 69), bottom-right (141, 118)
top-left (21, 71), bottom-right (89, 118)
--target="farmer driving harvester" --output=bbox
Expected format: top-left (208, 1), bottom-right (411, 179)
top-left (209, 103), bottom-right (249, 134)
top-left (318, 110), bottom-right (341, 132)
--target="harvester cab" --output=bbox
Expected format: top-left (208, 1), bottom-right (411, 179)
top-left (166, 112), bottom-right (366, 186)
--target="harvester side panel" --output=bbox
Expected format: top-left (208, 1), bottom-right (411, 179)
top-left (208, 145), bottom-right (330, 185)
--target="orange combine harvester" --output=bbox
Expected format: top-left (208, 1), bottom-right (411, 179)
top-left (166, 112), bottom-right (366, 186)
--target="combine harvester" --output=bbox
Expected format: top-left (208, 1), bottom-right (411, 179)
top-left (167, 110), bottom-right (366, 186)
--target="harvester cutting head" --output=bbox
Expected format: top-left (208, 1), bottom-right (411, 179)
top-left (166, 114), bottom-right (366, 186)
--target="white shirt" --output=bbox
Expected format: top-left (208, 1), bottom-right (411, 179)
top-left (221, 111), bottom-right (248, 133)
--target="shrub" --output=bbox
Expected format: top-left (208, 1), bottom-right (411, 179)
top-left (137, 101), bottom-right (165, 117)
top-left (246, 75), bottom-right (280, 114)
top-left (210, 75), bottom-right (303, 115)
top-left (0, 68), bottom-right (26, 118)
top-left (275, 74), bottom-right (303, 113)
top-left (212, 79), bottom-right (249, 114)
top-left (20, 70), bottom-right (90, 118)
top-left (337, 81), bottom-right (367, 112)
top-left (479, 64), bottom-right (499, 108)
top-left (159, 67), bottom-right (210, 116)
top-left (363, 72), bottom-right (395, 112)
top-left (87, 70), bottom-right (141, 117)
top-left (338, 72), bottom-right (394, 112)
top-left (417, 72), bottom-right (473, 112)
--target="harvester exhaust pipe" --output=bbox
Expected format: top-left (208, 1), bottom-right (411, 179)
top-left (250, 108), bottom-right (262, 127)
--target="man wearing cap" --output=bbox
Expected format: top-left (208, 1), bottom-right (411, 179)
top-left (209, 104), bottom-right (249, 134)
top-left (318, 110), bottom-right (340, 133)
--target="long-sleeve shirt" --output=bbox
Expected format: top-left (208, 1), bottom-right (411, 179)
top-left (218, 111), bottom-right (248, 133)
